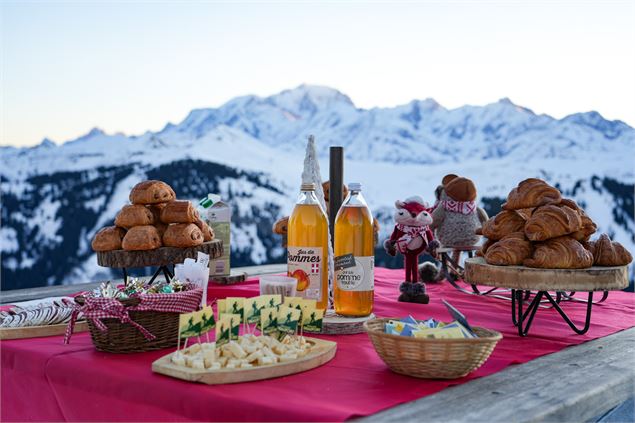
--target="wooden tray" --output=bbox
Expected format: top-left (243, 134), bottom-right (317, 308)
top-left (152, 337), bottom-right (337, 384)
top-left (97, 240), bottom-right (223, 268)
top-left (0, 321), bottom-right (88, 340)
top-left (465, 257), bottom-right (629, 291)
top-left (210, 270), bottom-right (248, 285)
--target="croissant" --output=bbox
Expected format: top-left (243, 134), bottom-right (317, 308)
top-left (481, 210), bottom-right (526, 240)
top-left (587, 234), bottom-right (633, 266)
top-left (524, 205), bottom-right (582, 241)
top-left (272, 217), bottom-right (289, 235)
top-left (515, 207), bottom-right (535, 220)
top-left (476, 237), bottom-right (496, 257)
top-left (114, 205), bottom-right (155, 229)
top-left (160, 201), bottom-right (198, 224)
top-left (524, 236), bottom-right (593, 269)
top-left (484, 232), bottom-right (533, 266)
top-left (502, 178), bottom-right (562, 210)
top-left (559, 199), bottom-right (597, 242)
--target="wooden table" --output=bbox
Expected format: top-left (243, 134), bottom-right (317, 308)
top-left (2, 263), bottom-right (633, 422)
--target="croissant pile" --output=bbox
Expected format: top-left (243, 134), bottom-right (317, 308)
top-left (476, 178), bottom-right (632, 269)
top-left (91, 180), bottom-right (214, 252)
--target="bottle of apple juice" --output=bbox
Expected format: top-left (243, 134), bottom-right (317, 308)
top-left (334, 183), bottom-right (374, 316)
top-left (287, 183), bottom-right (329, 310)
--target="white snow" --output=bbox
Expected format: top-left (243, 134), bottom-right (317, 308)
top-left (0, 227), bottom-right (19, 253)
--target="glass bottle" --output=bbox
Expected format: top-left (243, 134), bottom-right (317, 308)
top-left (287, 183), bottom-right (330, 310)
top-left (334, 183), bottom-right (374, 316)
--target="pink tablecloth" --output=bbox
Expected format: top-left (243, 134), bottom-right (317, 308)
top-left (2, 267), bottom-right (635, 422)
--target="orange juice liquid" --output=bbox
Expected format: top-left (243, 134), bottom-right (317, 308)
top-left (287, 203), bottom-right (329, 310)
top-left (334, 204), bottom-right (374, 316)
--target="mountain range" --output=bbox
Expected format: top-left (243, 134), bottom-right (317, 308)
top-left (1, 84), bottom-right (633, 290)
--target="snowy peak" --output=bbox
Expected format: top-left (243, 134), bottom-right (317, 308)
top-left (68, 127), bottom-right (107, 144)
top-left (563, 111), bottom-right (630, 139)
top-left (38, 138), bottom-right (56, 148)
top-left (268, 84), bottom-right (355, 114)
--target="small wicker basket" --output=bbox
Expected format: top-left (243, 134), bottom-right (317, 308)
top-left (364, 317), bottom-right (502, 379)
top-left (75, 296), bottom-right (179, 353)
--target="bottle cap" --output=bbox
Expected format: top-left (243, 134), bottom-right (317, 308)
top-left (300, 183), bottom-right (316, 191)
top-left (199, 197), bottom-right (213, 208)
top-left (348, 182), bottom-right (362, 191)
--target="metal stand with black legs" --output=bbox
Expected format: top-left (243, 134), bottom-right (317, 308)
top-left (511, 290), bottom-right (595, 336)
top-left (122, 266), bottom-right (174, 285)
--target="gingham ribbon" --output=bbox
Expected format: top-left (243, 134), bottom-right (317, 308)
top-left (64, 288), bottom-right (203, 344)
top-left (442, 199), bottom-right (476, 215)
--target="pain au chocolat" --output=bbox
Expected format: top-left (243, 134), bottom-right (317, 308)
top-left (129, 180), bottom-right (176, 205)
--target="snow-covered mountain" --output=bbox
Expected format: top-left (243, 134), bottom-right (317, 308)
top-left (1, 84), bottom-right (634, 290)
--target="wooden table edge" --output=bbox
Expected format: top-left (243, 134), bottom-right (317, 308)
top-left (358, 327), bottom-right (635, 423)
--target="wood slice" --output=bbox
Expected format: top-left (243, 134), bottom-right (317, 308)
top-left (151, 336), bottom-right (336, 385)
top-left (464, 257), bottom-right (629, 291)
top-left (322, 310), bottom-right (376, 335)
top-left (97, 240), bottom-right (223, 268)
top-left (209, 270), bottom-right (248, 285)
top-left (437, 246), bottom-right (480, 254)
top-left (0, 321), bottom-right (88, 340)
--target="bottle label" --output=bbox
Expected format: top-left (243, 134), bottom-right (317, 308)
top-left (287, 247), bottom-right (323, 301)
top-left (335, 256), bottom-right (374, 291)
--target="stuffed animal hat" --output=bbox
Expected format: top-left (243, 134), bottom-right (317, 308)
top-left (445, 177), bottom-right (477, 202)
top-left (397, 196), bottom-right (428, 215)
top-left (441, 174), bottom-right (459, 186)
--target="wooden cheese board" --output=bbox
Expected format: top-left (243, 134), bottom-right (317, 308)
top-left (465, 257), bottom-right (628, 292)
top-left (0, 321), bottom-right (88, 340)
top-left (97, 240), bottom-right (223, 268)
top-left (152, 336), bottom-right (337, 385)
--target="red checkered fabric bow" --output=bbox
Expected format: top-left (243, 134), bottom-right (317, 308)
top-left (64, 288), bottom-right (203, 344)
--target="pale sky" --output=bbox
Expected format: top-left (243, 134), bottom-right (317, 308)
top-left (2, 1), bottom-right (634, 147)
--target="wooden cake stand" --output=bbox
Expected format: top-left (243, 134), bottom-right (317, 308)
top-left (464, 257), bottom-right (629, 336)
top-left (97, 240), bottom-right (223, 284)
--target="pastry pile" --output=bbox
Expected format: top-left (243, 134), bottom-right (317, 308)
top-left (171, 334), bottom-right (313, 370)
top-left (477, 178), bottom-right (632, 269)
top-left (92, 180), bottom-right (214, 252)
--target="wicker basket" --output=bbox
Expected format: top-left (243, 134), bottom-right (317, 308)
top-left (75, 296), bottom-right (179, 353)
top-left (364, 317), bottom-right (502, 379)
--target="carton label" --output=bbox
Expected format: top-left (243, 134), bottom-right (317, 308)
top-left (287, 247), bottom-right (323, 302)
top-left (335, 256), bottom-right (374, 291)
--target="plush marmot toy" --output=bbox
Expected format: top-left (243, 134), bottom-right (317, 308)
top-left (384, 196), bottom-right (439, 303)
top-left (430, 176), bottom-right (488, 248)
